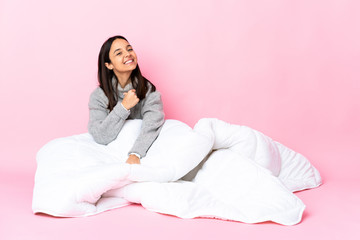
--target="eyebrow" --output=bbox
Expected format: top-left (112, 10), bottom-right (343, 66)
top-left (114, 45), bottom-right (132, 54)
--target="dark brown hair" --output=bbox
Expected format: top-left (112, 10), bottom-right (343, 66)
top-left (98, 35), bottom-right (156, 111)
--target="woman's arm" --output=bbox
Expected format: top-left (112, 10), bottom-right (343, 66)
top-left (128, 91), bottom-right (165, 158)
top-left (88, 88), bottom-right (130, 144)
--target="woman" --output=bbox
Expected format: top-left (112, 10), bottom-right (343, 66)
top-left (88, 35), bottom-right (165, 164)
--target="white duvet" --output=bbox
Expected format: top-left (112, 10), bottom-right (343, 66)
top-left (32, 118), bottom-right (321, 225)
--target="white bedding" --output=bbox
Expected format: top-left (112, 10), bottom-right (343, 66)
top-left (32, 118), bottom-right (321, 225)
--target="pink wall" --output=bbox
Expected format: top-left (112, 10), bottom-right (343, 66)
top-left (1, 0), bottom-right (359, 179)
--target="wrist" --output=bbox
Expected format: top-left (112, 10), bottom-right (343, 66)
top-left (129, 153), bottom-right (141, 159)
top-left (121, 102), bottom-right (130, 111)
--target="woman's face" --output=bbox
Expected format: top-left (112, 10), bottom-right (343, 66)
top-left (105, 38), bottom-right (138, 76)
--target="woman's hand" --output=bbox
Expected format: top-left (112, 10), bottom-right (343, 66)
top-left (122, 89), bottom-right (139, 110)
top-left (126, 154), bottom-right (141, 164)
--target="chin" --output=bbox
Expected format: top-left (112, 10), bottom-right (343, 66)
top-left (129, 64), bottom-right (137, 70)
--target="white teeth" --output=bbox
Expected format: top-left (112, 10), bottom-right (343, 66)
top-left (124, 60), bottom-right (133, 64)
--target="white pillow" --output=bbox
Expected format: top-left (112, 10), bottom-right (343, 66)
top-left (105, 119), bottom-right (213, 182)
top-left (193, 118), bottom-right (322, 192)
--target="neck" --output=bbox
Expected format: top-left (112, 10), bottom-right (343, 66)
top-left (114, 71), bottom-right (132, 88)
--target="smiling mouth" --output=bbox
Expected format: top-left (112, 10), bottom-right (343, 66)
top-left (124, 59), bottom-right (134, 65)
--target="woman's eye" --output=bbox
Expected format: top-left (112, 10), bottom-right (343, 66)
top-left (117, 52), bottom-right (122, 56)
top-left (128, 48), bottom-right (133, 52)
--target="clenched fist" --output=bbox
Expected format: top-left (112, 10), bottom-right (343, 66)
top-left (122, 89), bottom-right (139, 110)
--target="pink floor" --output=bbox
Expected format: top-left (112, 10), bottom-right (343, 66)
top-left (1, 144), bottom-right (359, 240)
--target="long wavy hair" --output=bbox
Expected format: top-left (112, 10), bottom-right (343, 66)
top-left (98, 35), bottom-right (156, 111)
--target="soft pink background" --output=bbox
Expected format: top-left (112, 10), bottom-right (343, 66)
top-left (1, 0), bottom-right (359, 239)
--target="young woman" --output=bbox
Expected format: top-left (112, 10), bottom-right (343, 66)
top-left (88, 35), bottom-right (165, 164)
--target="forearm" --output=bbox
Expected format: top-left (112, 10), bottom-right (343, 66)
top-left (128, 91), bottom-right (165, 158)
top-left (88, 103), bottom-right (130, 144)
top-left (129, 117), bottom-right (164, 158)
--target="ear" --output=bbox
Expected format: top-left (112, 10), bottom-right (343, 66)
top-left (105, 62), bottom-right (114, 70)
